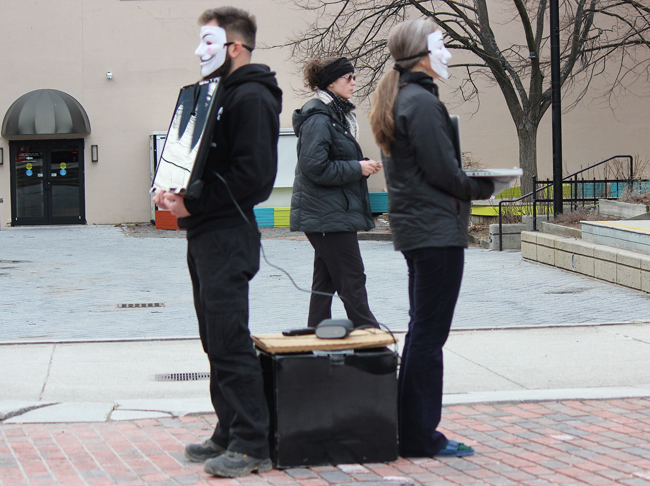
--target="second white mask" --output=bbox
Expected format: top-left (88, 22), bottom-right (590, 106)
top-left (428, 31), bottom-right (452, 80)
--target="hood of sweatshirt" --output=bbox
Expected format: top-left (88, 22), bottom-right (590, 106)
top-left (223, 63), bottom-right (283, 107)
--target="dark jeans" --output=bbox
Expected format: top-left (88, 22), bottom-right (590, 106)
top-left (305, 232), bottom-right (377, 328)
top-left (187, 224), bottom-right (269, 459)
top-left (398, 246), bottom-right (465, 457)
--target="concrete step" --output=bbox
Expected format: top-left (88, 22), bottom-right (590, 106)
top-left (522, 229), bottom-right (650, 292)
top-left (583, 220), bottom-right (650, 255)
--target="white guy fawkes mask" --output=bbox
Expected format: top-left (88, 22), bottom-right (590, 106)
top-left (195, 25), bottom-right (228, 77)
top-left (428, 31), bottom-right (452, 80)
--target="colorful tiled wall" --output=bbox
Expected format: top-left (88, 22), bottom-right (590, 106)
top-left (254, 192), bottom-right (389, 228)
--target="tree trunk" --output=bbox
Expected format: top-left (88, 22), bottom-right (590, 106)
top-left (518, 122), bottom-right (539, 196)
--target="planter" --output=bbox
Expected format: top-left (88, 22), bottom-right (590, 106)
top-left (489, 223), bottom-right (527, 250)
top-left (487, 216), bottom-right (552, 250)
top-left (599, 199), bottom-right (649, 219)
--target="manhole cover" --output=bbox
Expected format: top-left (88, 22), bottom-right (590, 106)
top-left (117, 303), bottom-right (165, 308)
top-left (155, 372), bottom-right (210, 382)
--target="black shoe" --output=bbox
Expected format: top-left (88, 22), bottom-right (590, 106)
top-left (184, 439), bottom-right (226, 463)
top-left (204, 451), bottom-right (272, 477)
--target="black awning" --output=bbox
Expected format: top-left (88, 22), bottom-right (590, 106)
top-left (1, 89), bottom-right (91, 137)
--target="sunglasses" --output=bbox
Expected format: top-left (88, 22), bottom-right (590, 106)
top-left (341, 74), bottom-right (356, 83)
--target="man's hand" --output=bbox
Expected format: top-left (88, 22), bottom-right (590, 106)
top-left (153, 190), bottom-right (191, 218)
top-left (360, 159), bottom-right (383, 177)
top-left (152, 190), bottom-right (170, 209)
top-left (164, 193), bottom-right (191, 218)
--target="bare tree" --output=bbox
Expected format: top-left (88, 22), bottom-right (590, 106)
top-left (278, 0), bottom-right (650, 193)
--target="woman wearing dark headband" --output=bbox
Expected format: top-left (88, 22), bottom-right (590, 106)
top-left (369, 19), bottom-right (497, 458)
top-left (290, 56), bottom-right (381, 329)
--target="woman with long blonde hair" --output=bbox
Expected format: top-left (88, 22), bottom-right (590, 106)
top-left (369, 18), bottom-right (498, 457)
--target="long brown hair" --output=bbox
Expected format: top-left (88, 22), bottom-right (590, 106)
top-left (369, 18), bottom-right (438, 155)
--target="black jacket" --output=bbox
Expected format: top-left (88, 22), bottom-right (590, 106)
top-left (384, 72), bottom-right (493, 251)
top-left (179, 64), bottom-right (283, 238)
top-left (290, 99), bottom-right (374, 233)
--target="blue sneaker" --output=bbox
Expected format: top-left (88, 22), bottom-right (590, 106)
top-left (435, 440), bottom-right (475, 457)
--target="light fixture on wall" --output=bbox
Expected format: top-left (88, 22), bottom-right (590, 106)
top-left (106, 72), bottom-right (113, 80)
top-left (0, 147), bottom-right (3, 165)
top-left (91, 145), bottom-right (98, 162)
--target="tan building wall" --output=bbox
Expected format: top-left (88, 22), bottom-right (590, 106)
top-left (1, 0), bottom-right (648, 226)
top-left (0, 0), bottom-right (328, 226)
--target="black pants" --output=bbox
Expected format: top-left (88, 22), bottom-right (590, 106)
top-left (187, 224), bottom-right (269, 459)
top-left (398, 246), bottom-right (465, 457)
top-left (305, 232), bottom-right (377, 328)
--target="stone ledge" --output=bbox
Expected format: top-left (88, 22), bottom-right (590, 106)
top-left (599, 199), bottom-right (649, 219)
top-left (521, 231), bottom-right (650, 293)
top-left (540, 221), bottom-right (582, 239)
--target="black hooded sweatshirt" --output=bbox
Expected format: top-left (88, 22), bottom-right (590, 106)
top-left (179, 64), bottom-right (283, 238)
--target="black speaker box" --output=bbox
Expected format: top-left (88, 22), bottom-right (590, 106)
top-left (259, 347), bottom-right (398, 468)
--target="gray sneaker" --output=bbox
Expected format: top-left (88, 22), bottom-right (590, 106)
top-left (204, 451), bottom-right (272, 477)
top-left (184, 439), bottom-right (226, 463)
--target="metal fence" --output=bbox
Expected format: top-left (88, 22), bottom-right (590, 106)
top-left (496, 155), bottom-right (645, 251)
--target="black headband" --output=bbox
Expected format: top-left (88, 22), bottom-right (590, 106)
top-left (318, 57), bottom-right (355, 89)
top-left (394, 50), bottom-right (430, 63)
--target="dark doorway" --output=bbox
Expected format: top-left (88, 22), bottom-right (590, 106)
top-left (10, 140), bottom-right (86, 225)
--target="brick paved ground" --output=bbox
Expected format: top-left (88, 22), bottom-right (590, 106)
top-left (2, 398), bottom-right (650, 486)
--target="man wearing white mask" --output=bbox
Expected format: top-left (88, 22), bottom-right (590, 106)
top-left (153, 6), bottom-right (282, 478)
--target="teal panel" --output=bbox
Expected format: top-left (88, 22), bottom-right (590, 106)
top-left (254, 207), bottom-right (274, 227)
top-left (369, 192), bottom-right (388, 213)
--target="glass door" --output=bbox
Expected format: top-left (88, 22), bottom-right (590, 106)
top-left (11, 141), bottom-right (47, 224)
top-left (10, 140), bottom-right (86, 225)
top-left (48, 140), bottom-right (85, 224)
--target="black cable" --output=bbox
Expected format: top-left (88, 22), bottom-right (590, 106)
top-left (210, 170), bottom-right (399, 349)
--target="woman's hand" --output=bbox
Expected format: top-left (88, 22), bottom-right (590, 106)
top-left (360, 159), bottom-right (383, 176)
top-left (491, 178), bottom-right (514, 197)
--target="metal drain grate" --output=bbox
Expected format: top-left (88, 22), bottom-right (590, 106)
top-left (117, 303), bottom-right (165, 309)
top-left (155, 372), bottom-right (210, 382)
top-left (544, 288), bottom-right (590, 295)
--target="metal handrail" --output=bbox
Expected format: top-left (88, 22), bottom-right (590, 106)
top-left (497, 155), bottom-right (633, 251)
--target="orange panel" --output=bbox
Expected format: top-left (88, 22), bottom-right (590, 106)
top-left (154, 210), bottom-right (181, 230)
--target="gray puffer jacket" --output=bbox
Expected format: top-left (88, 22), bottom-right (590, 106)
top-left (290, 99), bottom-right (375, 233)
top-left (384, 72), bottom-right (494, 251)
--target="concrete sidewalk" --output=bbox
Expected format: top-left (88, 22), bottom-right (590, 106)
top-left (2, 321), bottom-right (650, 423)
